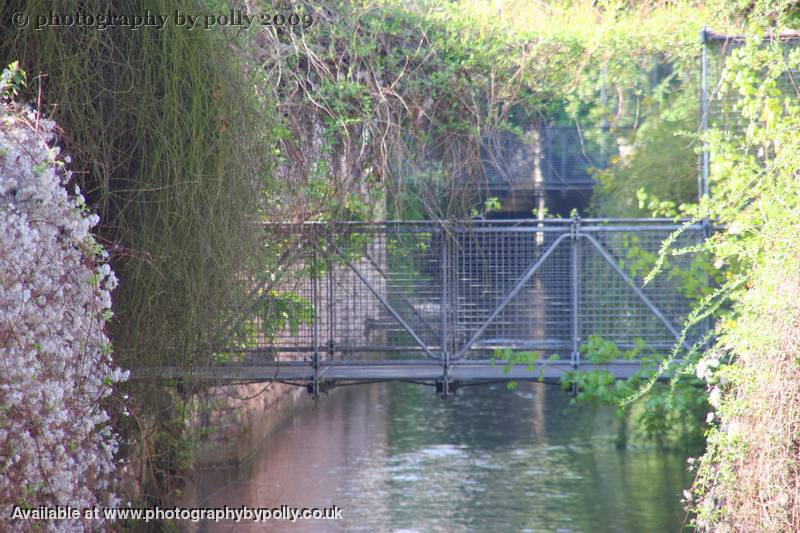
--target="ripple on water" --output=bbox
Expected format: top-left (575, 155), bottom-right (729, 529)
top-left (390, 473), bottom-right (421, 482)
top-left (418, 444), bottom-right (468, 458)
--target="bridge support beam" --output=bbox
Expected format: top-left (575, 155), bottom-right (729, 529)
top-left (307, 380), bottom-right (335, 396)
top-left (435, 379), bottom-right (458, 397)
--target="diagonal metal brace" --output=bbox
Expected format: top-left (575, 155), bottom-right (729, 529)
top-left (327, 240), bottom-right (439, 361)
top-left (582, 233), bottom-right (690, 350)
top-left (453, 232), bottom-right (570, 360)
top-left (361, 248), bottom-right (439, 339)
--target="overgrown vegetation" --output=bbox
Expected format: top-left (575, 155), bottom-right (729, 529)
top-left (682, 19), bottom-right (800, 530)
top-left (580, 2), bottom-right (800, 528)
top-left (0, 0), bottom-right (273, 509)
top-left (254, 0), bottom-right (735, 219)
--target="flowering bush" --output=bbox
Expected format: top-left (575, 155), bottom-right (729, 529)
top-left (0, 65), bottom-right (127, 531)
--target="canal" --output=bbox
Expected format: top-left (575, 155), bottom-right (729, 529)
top-left (195, 382), bottom-right (691, 532)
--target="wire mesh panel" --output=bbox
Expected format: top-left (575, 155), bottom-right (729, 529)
top-left (578, 224), bottom-right (706, 353)
top-left (705, 31), bottom-right (800, 133)
top-left (452, 223), bottom-right (572, 358)
top-left (323, 222), bottom-right (444, 360)
top-left (217, 219), bottom-right (707, 367)
top-left (219, 223), bottom-right (318, 363)
top-left (705, 32), bottom-right (744, 133)
top-left (452, 220), bottom-right (706, 360)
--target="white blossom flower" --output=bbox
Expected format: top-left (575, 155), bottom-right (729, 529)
top-left (708, 386), bottom-right (722, 409)
top-left (1, 95), bottom-right (126, 531)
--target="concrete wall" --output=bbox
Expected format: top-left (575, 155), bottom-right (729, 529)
top-left (193, 383), bottom-right (310, 466)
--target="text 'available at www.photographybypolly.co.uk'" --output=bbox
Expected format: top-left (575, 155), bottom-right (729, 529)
top-left (10, 504), bottom-right (343, 524)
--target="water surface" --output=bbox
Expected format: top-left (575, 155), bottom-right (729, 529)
top-left (195, 382), bottom-right (690, 532)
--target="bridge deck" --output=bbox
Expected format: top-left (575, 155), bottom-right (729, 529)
top-left (139, 359), bottom-right (667, 386)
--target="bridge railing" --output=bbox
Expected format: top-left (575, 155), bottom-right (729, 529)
top-left (215, 218), bottom-right (709, 370)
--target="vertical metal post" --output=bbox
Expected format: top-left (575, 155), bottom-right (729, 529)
top-left (327, 254), bottom-right (335, 362)
top-left (560, 130), bottom-right (567, 185)
top-left (699, 28), bottom-right (714, 348)
top-left (310, 225), bottom-right (320, 399)
top-left (452, 227), bottom-right (459, 366)
top-left (600, 64), bottom-right (608, 164)
top-left (700, 27), bottom-right (710, 202)
top-left (440, 223), bottom-right (450, 397)
top-left (570, 216), bottom-right (581, 389)
top-left (533, 125), bottom-right (546, 246)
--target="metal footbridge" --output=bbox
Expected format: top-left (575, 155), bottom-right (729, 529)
top-left (147, 217), bottom-right (709, 396)
top-left (136, 31), bottom-right (784, 396)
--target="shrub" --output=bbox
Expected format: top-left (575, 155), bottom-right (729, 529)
top-left (0, 65), bottom-right (126, 531)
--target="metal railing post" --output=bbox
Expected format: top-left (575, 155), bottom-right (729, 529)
top-left (440, 223), bottom-right (450, 396)
top-left (570, 215), bottom-right (581, 378)
top-left (310, 224), bottom-right (320, 399)
top-left (327, 251), bottom-right (335, 362)
top-left (700, 26), bottom-right (710, 202)
top-left (699, 28), bottom-right (715, 354)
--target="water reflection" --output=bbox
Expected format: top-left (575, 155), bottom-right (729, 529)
top-left (195, 383), bottom-right (690, 532)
